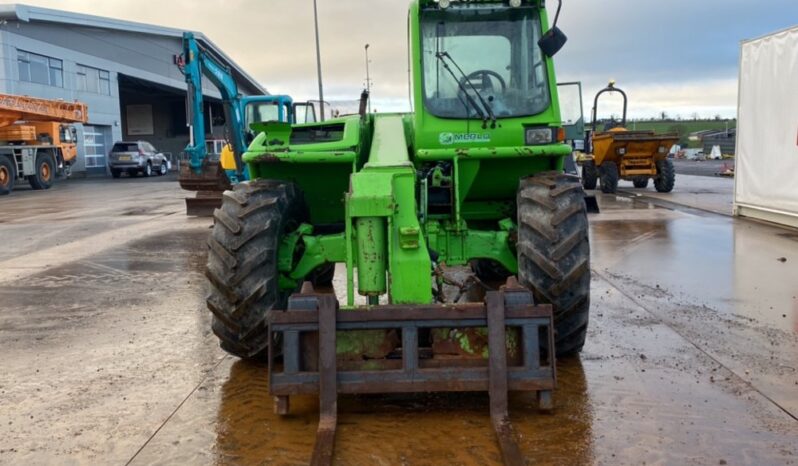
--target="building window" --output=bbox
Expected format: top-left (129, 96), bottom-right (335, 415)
top-left (18, 50), bottom-right (63, 87)
top-left (77, 64), bottom-right (111, 95)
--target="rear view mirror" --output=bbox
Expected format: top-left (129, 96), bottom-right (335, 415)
top-left (538, 27), bottom-right (567, 57)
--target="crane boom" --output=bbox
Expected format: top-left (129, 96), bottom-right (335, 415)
top-left (0, 93), bottom-right (88, 127)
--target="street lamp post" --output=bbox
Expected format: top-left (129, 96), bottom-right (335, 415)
top-left (365, 44), bottom-right (372, 114)
top-left (313, 0), bottom-right (325, 121)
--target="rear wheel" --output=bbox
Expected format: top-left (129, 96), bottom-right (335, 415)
top-left (111, 169), bottom-right (121, 179)
top-left (654, 159), bottom-right (675, 193)
top-left (29, 153), bottom-right (55, 190)
top-left (581, 160), bottom-right (598, 190)
top-left (0, 156), bottom-right (16, 195)
top-left (517, 172), bottom-right (591, 356)
top-left (632, 177), bottom-right (649, 188)
top-left (599, 161), bottom-right (619, 194)
top-left (205, 180), bottom-right (304, 359)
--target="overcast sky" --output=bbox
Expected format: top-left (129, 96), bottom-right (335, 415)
top-left (16, 0), bottom-right (798, 118)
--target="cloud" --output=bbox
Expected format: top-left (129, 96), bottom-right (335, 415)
top-left (17, 0), bottom-right (798, 118)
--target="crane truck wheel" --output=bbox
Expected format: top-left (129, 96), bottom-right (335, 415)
top-left (654, 159), bottom-right (675, 193)
top-left (28, 153), bottom-right (55, 190)
top-left (205, 180), bottom-right (305, 359)
top-left (633, 177), bottom-right (649, 188)
top-left (581, 160), bottom-right (598, 190)
top-left (599, 161), bottom-right (619, 194)
top-left (517, 172), bottom-right (591, 357)
top-left (0, 155), bottom-right (16, 195)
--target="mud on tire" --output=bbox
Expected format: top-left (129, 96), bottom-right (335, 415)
top-left (517, 172), bottom-right (591, 356)
top-left (205, 180), bottom-right (304, 359)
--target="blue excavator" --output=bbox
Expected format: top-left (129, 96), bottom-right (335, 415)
top-left (178, 32), bottom-right (318, 216)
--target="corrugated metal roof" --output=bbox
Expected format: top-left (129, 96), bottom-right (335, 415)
top-left (0, 3), bottom-right (267, 95)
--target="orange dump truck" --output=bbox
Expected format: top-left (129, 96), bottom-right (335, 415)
top-left (0, 93), bottom-right (88, 195)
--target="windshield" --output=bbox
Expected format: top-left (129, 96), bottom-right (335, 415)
top-left (421, 6), bottom-right (550, 119)
top-left (245, 102), bottom-right (282, 129)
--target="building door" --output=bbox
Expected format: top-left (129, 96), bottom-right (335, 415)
top-left (83, 125), bottom-right (109, 173)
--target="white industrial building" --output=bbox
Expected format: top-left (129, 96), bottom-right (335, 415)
top-left (0, 4), bottom-right (265, 175)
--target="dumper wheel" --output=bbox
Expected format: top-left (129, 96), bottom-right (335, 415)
top-left (581, 161), bottom-right (598, 190)
top-left (633, 177), bottom-right (649, 188)
top-left (599, 161), bottom-right (619, 194)
top-left (518, 172), bottom-right (590, 356)
top-left (205, 180), bottom-right (305, 359)
top-left (654, 159), bottom-right (675, 193)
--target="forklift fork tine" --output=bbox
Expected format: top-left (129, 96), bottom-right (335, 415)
top-left (310, 295), bottom-right (338, 466)
top-left (487, 291), bottom-right (525, 466)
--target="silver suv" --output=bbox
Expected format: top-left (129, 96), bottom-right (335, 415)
top-left (109, 141), bottom-right (169, 178)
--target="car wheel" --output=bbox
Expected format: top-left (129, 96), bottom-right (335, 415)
top-left (143, 162), bottom-right (152, 177)
top-left (128, 169), bottom-right (138, 177)
top-left (159, 161), bottom-right (167, 176)
top-left (111, 169), bottom-right (121, 179)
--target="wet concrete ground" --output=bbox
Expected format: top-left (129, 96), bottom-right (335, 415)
top-left (0, 176), bottom-right (796, 465)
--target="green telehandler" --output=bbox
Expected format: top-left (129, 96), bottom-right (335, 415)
top-left (205, 0), bottom-right (589, 463)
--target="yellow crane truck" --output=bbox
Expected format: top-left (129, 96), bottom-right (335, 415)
top-left (0, 93), bottom-right (88, 195)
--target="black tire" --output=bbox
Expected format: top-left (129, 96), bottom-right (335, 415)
top-left (654, 159), bottom-right (675, 193)
top-left (308, 263), bottom-right (335, 287)
top-left (28, 153), bottom-right (55, 190)
top-left (517, 172), bottom-right (591, 356)
top-left (599, 161), bottom-right (619, 194)
top-left (111, 169), bottom-right (121, 179)
top-left (632, 177), bottom-right (649, 189)
top-left (0, 156), bottom-right (15, 195)
top-left (205, 180), bottom-right (304, 359)
top-left (143, 162), bottom-right (153, 178)
top-left (581, 161), bottom-right (598, 190)
top-left (128, 169), bottom-right (138, 177)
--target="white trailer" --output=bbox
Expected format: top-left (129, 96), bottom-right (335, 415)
top-left (734, 25), bottom-right (798, 228)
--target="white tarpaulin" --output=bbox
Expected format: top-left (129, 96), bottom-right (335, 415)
top-left (735, 26), bottom-right (798, 228)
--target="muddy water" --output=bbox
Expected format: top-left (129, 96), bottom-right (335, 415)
top-left (1, 179), bottom-right (797, 465)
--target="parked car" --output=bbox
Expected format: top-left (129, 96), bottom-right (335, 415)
top-left (108, 141), bottom-right (169, 178)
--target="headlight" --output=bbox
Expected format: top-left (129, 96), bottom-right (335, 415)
top-left (525, 127), bottom-right (554, 145)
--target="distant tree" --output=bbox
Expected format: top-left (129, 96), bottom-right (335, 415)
top-left (660, 111), bottom-right (668, 120)
top-left (668, 124), bottom-right (690, 146)
top-left (691, 112), bottom-right (700, 121)
top-left (714, 114), bottom-right (722, 121)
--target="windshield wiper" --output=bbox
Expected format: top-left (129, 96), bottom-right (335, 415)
top-left (434, 52), bottom-right (488, 128)
top-left (438, 51), bottom-right (497, 128)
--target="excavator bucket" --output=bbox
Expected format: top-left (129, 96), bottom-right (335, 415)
top-left (178, 158), bottom-right (231, 217)
top-left (268, 278), bottom-right (557, 466)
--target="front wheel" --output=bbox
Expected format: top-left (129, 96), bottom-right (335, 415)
top-left (599, 161), bottom-right (619, 194)
top-left (29, 153), bottom-right (55, 190)
top-left (517, 172), bottom-right (591, 356)
top-left (654, 159), bottom-right (675, 193)
top-left (143, 162), bottom-right (153, 177)
top-left (0, 156), bottom-right (16, 195)
top-left (206, 181), bottom-right (305, 359)
top-left (633, 177), bottom-right (649, 188)
top-left (159, 162), bottom-right (168, 176)
top-left (581, 161), bottom-right (598, 190)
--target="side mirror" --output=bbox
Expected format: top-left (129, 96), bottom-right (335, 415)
top-left (538, 26), bottom-right (567, 57)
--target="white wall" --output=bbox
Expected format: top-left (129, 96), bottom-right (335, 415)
top-left (734, 26), bottom-right (798, 228)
